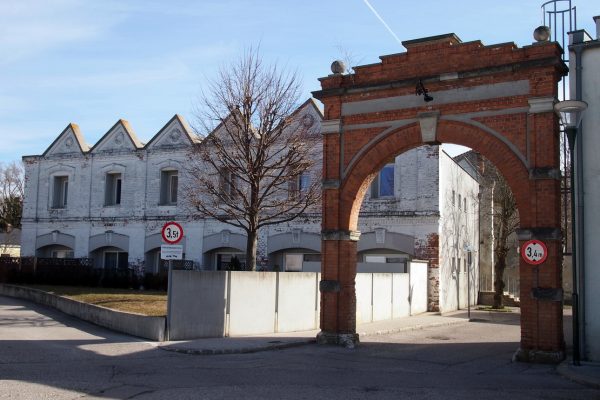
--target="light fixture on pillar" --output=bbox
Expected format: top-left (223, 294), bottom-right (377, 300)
top-left (555, 100), bottom-right (587, 133)
top-left (416, 79), bottom-right (434, 102)
top-left (554, 99), bottom-right (587, 366)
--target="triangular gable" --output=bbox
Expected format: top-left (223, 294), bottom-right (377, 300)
top-left (89, 119), bottom-right (143, 153)
top-left (144, 114), bottom-right (200, 149)
top-left (43, 123), bottom-right (90, 157)
top-left (290, 98), bottom-right (324, 120)
top-left (200, 98), bottom-right (323, 145)
top-left (283, 98), bottom-right (323, 136)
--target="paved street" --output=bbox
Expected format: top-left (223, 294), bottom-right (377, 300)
top-left (0, 295), bottom-right (598, 400)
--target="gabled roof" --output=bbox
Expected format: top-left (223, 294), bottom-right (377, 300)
top-left (89, 119), bottom-right (144, 152)
top-left (42, 123), bottom-right (90, 156)
top-left (144, 114), bottom-right (201, 149)
top-left (289, 98), bottom-right (324, 119)
top-left (200, 98), bottom-right (324, 146)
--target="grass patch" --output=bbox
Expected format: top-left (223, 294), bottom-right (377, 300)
top-left (476, 306), bottom-right (513, 312)
top-left (25, 285), bottom-right (167, 316)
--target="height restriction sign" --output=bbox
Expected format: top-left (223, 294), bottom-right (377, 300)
top-left (521, 239), bottom-right (548, 265)
top-left (162, 222), bottom-right (184, 244)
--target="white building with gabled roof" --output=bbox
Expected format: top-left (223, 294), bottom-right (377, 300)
top-left (20, 98), bottom-right (480, 313)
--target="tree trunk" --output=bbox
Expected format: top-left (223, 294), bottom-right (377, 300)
top-left (492, 253), bottom-right (507, 309)
top-left (246, 229), bottom-right (258, 271)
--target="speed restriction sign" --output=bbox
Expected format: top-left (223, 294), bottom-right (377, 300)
top-left (521, 240), bottom-right (548, 265)
top-left (162, 221), bottom-right (184, 244)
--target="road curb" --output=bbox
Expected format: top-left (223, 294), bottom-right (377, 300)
top-left (358, 319), bottom-right (469, 337)
top-left (556, 360), bottom-right (600, 390)
top-left (157, 317), bottom-right (469, 356)
top-left (158, 338), bottom-right (316, 355)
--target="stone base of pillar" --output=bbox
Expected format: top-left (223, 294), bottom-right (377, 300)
top-left (512, 347), bottom-right (565, 364)
top-left (316, 331), bottom-right (360, 349)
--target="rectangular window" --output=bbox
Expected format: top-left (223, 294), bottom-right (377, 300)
top-left (104, 251), bottom-right (128, 270)
top-left (365, 255), bottom-right (386, 263)
top-left (452, 190), bottom-right (455, 206)
top-left (52, 176), bottom-right (69, 208)
top-left (371, 164), bottom-right (395, 198)
top-left (51, 250), bottom-right (74, 258)
top-left (289, 172), bottom-right (310, 200)
top-left (458, 194), bottom-right (462, 209)
top-left (105, 173), bottom-right (122, 206)
top-left (160, 170), bottom-right (178, 205)
top-left (464, 197), bottom-right (467, 212)
top-left (284, 254), bottom-right (303, 272)
top-left (219, 168), bottom-right (236, 200)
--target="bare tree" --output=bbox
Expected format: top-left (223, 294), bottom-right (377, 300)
top-left (185, 48), bottom-right (321, 271)
top-left (0, 161), bottom-right (24, 230)
top-left (481, 161), bottom-right (519, 309)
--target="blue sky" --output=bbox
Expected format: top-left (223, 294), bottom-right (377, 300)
top-left (0, 0), bottom-right (597, 164)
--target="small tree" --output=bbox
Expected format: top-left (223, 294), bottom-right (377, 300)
top-left (0, 161), bottom-right (24, 230)
top-left (482, 161), bottom-right (519, 309)
top-left (186, 48), bottom-right (321, 271)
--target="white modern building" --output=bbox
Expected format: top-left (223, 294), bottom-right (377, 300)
top-left (20, 99), bottom-right (479, 313)
top-left (567, 16), bottom-right (600, 362)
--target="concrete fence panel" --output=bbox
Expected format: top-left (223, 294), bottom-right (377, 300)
top-left (227, 271), bottom-right (277, 336)
top-left (276, 272), bottom-right (319, 332)
top-left (169, 270), bottom-right (227, 340)
top-left (392, 273), bottom-right (410, 318)
top-left (409, 261), bottom-right (428, 315)
top-left (355, 273), bottom-right (373, 324)
top-left (372, 273), bottom-right (393, 321)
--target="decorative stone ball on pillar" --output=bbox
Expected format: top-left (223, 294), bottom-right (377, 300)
top-left (330, 60), bottom-right (346, 75)
top-left (534, 26), bottom-right (551, 42)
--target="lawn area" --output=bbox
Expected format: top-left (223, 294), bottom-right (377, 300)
top-left (26, 285), bottom-right (167, 316)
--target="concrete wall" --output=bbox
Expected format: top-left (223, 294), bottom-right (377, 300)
top-left (0, 284), bottom-right (165, 341)
top-left (168, 271), bottom-right (227, 339)
top-left (409, 261), bottom-right (428, 314)
top-left (227, 272), bottom-right (277, 336)
top-left (169, 265), bottom-right (427, 339)
top-left (570, 28), bottom-right (600, 361)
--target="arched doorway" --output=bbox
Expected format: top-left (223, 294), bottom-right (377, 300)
top-left (313, 33), bottom-right (566, 362)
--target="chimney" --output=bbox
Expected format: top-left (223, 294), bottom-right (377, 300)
top-left (594, 16), bottom-right (600, 40)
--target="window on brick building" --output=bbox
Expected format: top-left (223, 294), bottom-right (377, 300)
top-left (51, 176), bottom-right (69, 208)
top-left (105, 173), bottom-right (122, 206)
top-left (371, 163), bottom-right (395, 198)
top-left (160, 170), bottom-right (178, 205)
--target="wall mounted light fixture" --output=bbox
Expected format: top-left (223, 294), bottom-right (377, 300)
top-left (416, 79), bottom-right (434, 102)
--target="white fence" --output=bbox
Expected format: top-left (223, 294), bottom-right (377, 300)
top-left (168, 261), bottom-right (428, 340)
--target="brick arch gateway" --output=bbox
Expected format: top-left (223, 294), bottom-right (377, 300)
top-left (313, 34), bottom-right (567, 362)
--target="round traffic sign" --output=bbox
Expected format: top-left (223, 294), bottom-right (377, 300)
top-left (162, 222), bottom-right (184, 244)
top-left (521, 239), bottom-right (548, 265)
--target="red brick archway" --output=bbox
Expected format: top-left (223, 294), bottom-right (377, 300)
top-left (313, 34), bottom-right (567, 362)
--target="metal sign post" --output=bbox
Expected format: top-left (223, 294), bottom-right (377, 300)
top-left (161, 222), bottom-right (184, 341)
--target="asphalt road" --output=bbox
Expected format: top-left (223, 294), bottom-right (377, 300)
top-left (0, 295), bottom-right (597, 400)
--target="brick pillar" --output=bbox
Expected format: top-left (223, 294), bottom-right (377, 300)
top-left (514, 228), bottom-right (564, 363)
top-left (317, 230), bottom-right (360, 348)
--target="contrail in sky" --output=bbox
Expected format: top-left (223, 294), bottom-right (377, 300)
top-left (362, 0), bottom-right (404, 47)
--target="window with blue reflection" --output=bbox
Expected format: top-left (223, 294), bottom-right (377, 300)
top-left (379, 164), bottom-right (395, 197)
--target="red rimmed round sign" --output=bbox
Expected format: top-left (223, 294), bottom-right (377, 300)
top-left (521, 239), bottom-right (548, 265)
top-left (161, 221), bottom-right (184, 244)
